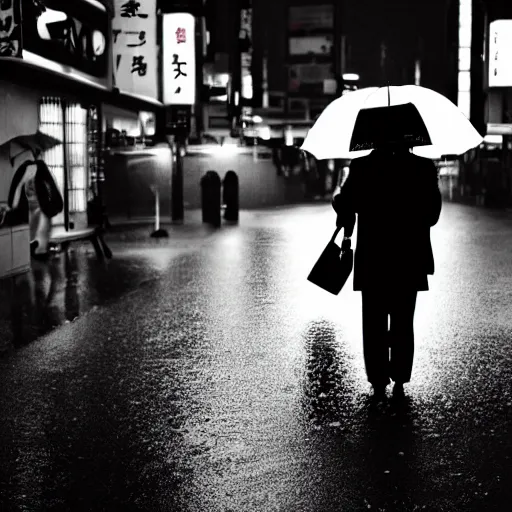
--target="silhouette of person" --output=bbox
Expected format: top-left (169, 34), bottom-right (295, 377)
top-left (9, 145), bottom-right (52, 257)
top-left (332, 141), bottom-right (442, 397)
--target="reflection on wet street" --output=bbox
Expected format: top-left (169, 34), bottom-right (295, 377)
top-left (0, 203), bottom-right (511, 511)
top-left (0, 223), bottom-right (218, 350)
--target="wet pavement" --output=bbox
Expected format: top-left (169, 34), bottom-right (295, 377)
top-left (0, 210), bottom-right (218, 352)
top-left (0, 202), bottom-right (512, 511)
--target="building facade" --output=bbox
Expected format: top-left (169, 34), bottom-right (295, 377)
top-left (443, 0), bottom-right (512, 207)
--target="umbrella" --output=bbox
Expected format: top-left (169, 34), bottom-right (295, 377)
top-left (8, 130), bottom-right (62, 164)
top-left (301, 85), bottom-right (484, 160)
top-left (349, 102), bottom-right (432, 151)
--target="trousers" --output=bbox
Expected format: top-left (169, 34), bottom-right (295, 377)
top-left (361, 290), bottom-right (418, 386)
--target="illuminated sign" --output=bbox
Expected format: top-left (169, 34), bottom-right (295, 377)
top-left (113, 0), bottom-right (158, 99)
top-left (162, 13), bottom-right (196, 105)
top-left (289, 36), bottom-right (332, 56)
top-left (22, 0), bottom-right (109, 77)
top-left (457, 0), bottom-right (472, 118)
top-left (488, 20), bottom-right (512, 88)
top-left (0, 0), bottom-right (22, 57)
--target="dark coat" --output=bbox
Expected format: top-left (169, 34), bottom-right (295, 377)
top-left (332, 149), bottom-right (442, 291)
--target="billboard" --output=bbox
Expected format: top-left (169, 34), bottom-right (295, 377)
top-left (488, 20), bottom-right (512, 88)
top-left (113, 0), bottom-right (158, 99)
top-left (162, 13), bottom-right (196, 105)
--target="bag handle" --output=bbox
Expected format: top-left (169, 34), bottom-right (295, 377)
top-left (331, 226), bottom-right (352, 251)
top-left (330, 226), bottom-right (342, 243)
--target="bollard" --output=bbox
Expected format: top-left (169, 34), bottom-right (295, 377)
top-left (222, 170), bottom-right (239, 223)
top-left (200, 170), bottom-right (222, 227)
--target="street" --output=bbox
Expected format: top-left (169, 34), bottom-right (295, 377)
top-left (0, 202), bottom-right (511, 511)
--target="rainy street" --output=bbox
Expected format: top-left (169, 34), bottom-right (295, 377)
top-left (0, 201), bottom-right (511, 511)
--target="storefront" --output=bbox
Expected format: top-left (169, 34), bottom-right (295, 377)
top-left (0, 0), bottom-right (166, 278)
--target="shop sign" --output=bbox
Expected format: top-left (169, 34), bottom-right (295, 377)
top-left (21, 0), bottom-right (109, 77)
top-left (487, 123), bottom-right (512, 135)
top-left (288, 5), bottom-right (333, 33)
top-left (488, 20), bottom-right (512, 88)
top-left (113, 0), bottom-right (158, 99)
top-left (0, 0), bottom-right (22, 57)
top-left (289, 36), bottom-right (332, 56)
top-left (162, 12), bottom-right (196, 105)
top-left (240, 6), bottom-right (252, 100)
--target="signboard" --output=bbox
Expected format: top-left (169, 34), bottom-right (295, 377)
top-left (289, 36), bottom-right (332, 56)
top-left (240, 5), bottom-right (252, 100)
top-left (21, 0), bottom-right (109, 77)
top-left (488, 20), bottom-right (512, 87)
top-left (487, 123), bottom-right (512, 135)
top-left (0, 0), bottom-right (22, 57)
top-left (162, 12), bottom-right (196, 105)
top-left (113, 0), bottom-right (158, 99)
top-left (288, 5), bottom-right (333, 33)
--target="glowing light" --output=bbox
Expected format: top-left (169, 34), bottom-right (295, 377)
top-left (259, 126), bottom-right (271, 140)
top-left (458, 71), bottom-right (471, 92)
top-left (457, 0), bottom-right (472, 118)
top-left (484, 134), bottom-right (503, 144)
top-left (214, 143), bottom-right (240, 157)
top-left (342, 73), bottom-right (360, 81)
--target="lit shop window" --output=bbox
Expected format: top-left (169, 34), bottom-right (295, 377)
top-left (39, 98), bottom-right (88, 223)
top-left (65, 103), bottom-right (87, 213)
top-left (39, 97), bottom-right (65, 226)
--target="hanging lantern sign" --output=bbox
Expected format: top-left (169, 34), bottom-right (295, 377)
top-left (162, 12), bottom-right (196, 105)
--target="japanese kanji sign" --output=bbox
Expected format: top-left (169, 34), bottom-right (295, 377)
top-left (113, 0), bottom-right (157, 98)
top-left (162, 13), bottom-right (196, 105)
top-left (0, 0), bottom-right (22, 57)
top-left (488, 20), bottom-right (512, 88)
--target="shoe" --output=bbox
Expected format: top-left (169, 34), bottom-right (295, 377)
top-left (393, 382), bottom-right (405, 398)
top-left (372, 384), bottom-right (387, 398)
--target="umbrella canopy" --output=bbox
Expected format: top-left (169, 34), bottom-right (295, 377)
top-left (7, 130), bottom-right (62, 164)
top-left (349, 102), bottom-right (432, 151)
top-left (5, 130), bottom-right (62, 165)
top-left (301, 85), bottom-right (483, 160)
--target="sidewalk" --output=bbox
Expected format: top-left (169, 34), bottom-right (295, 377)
top-left (0, 210), bottom-right (221, 354)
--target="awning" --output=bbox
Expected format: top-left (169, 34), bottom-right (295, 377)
top-left (0, 53), bottom-right (164, 114)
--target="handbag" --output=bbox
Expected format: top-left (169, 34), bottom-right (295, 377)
top-left (307, 226), bottom-right (354, 295)
top-left (34, 160), bottom-right (64, 218)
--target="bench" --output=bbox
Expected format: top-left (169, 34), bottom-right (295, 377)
top-left (50, 226), bottom-right (112, 260)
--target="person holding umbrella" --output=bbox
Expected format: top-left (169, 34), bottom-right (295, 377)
top-left (333, 135), bottom-right (442, 397)
top-left (301, 85), bottom-right (484, 397)
top-left (7, 131), bottom-right (63, 259)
